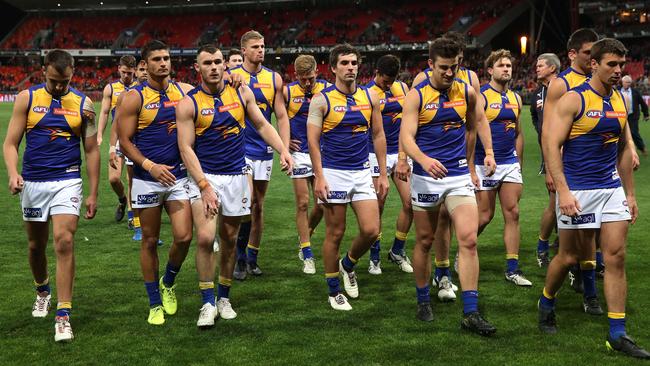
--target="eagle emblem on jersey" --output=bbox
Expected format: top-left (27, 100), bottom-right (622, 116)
top-left (159, 120), bottom-right (177, 135)
top-left (46, 127), bottom-right (72, 141)
top-left (214, 125), bottom-right (240, 139)
top-left (502, 120), bottom-right (516, 132)
top-left (352, 125), bottom-right (368, 134)
top-left (599, 132), bottom-right (619, 146)
top-left (442, 121), bottom-right (462, 132)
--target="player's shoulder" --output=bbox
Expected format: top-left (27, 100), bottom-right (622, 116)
top-left (479, 83), bottom-right (491, 93)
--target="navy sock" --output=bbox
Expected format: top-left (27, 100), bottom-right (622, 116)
top-left (217, 284), bottom-right (230, 299)
top-left (537, 238), bottom-right (550, 253)
top-left (582, 269), bottom-right (597, 298)
top-left (539, 288), bottom-right (556, 310)
top-left (596, 251), bottom-right (604, 268)
top-left (127, 210), bottom-right (134, 220)
top-left (162, 262), bottom-right (181, 287)
top-left (608, 313), bottom-right (627, 340)
top-left (56, 307), bottom-right (71, 317)
top-left (434, 266), bottom-right (451, 282)
top-left (341, 253), bottom-right (357, 272)
top-left (236, 221), bottom-right (251, 261)
top-left (391, 231), bottom-right (407, 254)
top-left (300, 242), bottom-right (314, 260)
top-left (506, 255), bottom-right (519, 273)
top-left (370, 239), bottom-right (381, 262)
top-left (416, 285), bottom-right (430, 304)
top-left (326, 274), bottom-right (341, 295)
top-left (36, 283), bottom-right (50, 294)
top-left (247, 245), bottom-right (259, 264)
top-left (462, 290), bottom-right (479, 314)
top-left (200, 284), bottom-right (215, 305)
top-left (145, 281), bottom-right (162, 307)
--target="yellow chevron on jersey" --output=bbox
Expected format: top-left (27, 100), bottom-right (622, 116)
top-left (192, 85), bottom-right (246, 137)
top-left (418, 79), bottom-right (468, 126)
top-left (137, 82), bottom-right (185, 131)
top-left (27, 86), bottom-right (84, 138)
top-left (367, 81), bottom-right (406, 115)
top-left (483, 86), bottom-right (520, 125)
top-left (558, 67), bottom-right (589, 91)
top-left (287, 80), bottom-right (328, 119)
top-left (229, 65), bottom-right (276, 115)
top-left (110, 80), bottom-right (138, 113)
top-left (322, 87), bottom-right (372, 133)
top-left (570, 86), bottom-right (626, 141)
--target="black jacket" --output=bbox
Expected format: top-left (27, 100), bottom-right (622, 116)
top-left (530, 83), bottom-right (547, 145)
top-left (620, 87), bottom-right (649, 121)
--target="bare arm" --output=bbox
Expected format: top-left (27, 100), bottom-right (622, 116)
top-left (96, 84), bottom-right (113, 146)
top-left (175, 96), bottom-right (201, 183)
top-left (81, 97), bottom-right (99, 219)
top-left (617, 122), bottom-right (638, 224)
top-left (369, 89), bottom-right (389, 199)
top-left (273, 73), bottom-right (291, 150)
top-left (467, 87), bottom-right (496, 176)
top-left (178, 82), bottom-right (195, 95)
top-left (395, 82), bottom-right (412, 181)
top-left (515, 93), bottom-right (524, 168)
top-left (307, 93), bottom-right (328, 200)
top-left (2, 90), bottom-right (29, 194)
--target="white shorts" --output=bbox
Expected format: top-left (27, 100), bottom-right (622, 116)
top-left (369, 152), bottom-right (411, 177)
top-left (114, 141), bottom-right (133, 166)
top-left (187, 174), bottom-right (251, 217)
top-left (474, 162), bottom-right (523, 191)
top-left (290, 152), bottom-right (313, 179)
top-left (410, 173), bottom-right (475, 208)
top-left (20, 178), bottom-right (83, 222)
top-left (245, 157), bottom-right (272, 181)
top-left (318, 168), bottom-right (376, 204)
top-left (131, 177), bottom-right (190, 208)
top-left (556, 186), bottom-right (631, 229)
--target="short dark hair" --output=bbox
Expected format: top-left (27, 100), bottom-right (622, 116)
top-left (119, 55), bottom-right (136, 68)
top-left (196, 43), bottom-right (219, 61)
top-left (329, 43), bottom-right (361, 68)
top-left (376, 54), bottom-right (400, 78)
top-left (442, 31), bottom-right (467, 52)
top-left (590, 38), bottom-right (627, 63)
top-left (428, 38), bottom-right (461, 63)
top-left (228, 48), bottom-right (242, 61)
top-left (567, 28), bottom-right (599, 52)
top-left (44, 49), bottom-right (74, 74)
top-left (140, 40), bottom-right (169, 61)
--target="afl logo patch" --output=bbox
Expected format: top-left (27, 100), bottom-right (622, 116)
top-left (201, 108), bottom-right (215, 116)
top-left (586, 110), bottom-right (603, 118)
top-left (32, 106), bottom-right (49, 113)
top-left (144, 102), bottom-right (160, 110)
top-left (333, 106), bottom-right (347, 113)
top-left (424, 103), bottom-right (440, 110)
top-left (489, 103), bottom-right (502, 109)
top-left (292, 97), bottom-right (306, 103)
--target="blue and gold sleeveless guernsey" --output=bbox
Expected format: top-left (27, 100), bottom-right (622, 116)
top-left (189, 84), bottom-right (247, 175)
top-left (413, 78), bottom-right (469, 177)
top-left (23, 84), bottom-right (87, 181)
top-left (132, 81), bottom-right (186, 181)
top-left (287, 79), bottom-right (329, 153)
top-left (365, 80), bottom-right (407, 154)
top-left (425, 66), bottom-right (474, 86)
top-left (109, 80), bottom-right (137, 120)
top-left (563, 83), bottom-right (626, 190)
top-left (557, 67), bottom-right (590, 91)
top-left (228, 65), bottom-right (277, 160)
top-left (320, 85), bottom-right (373, 170)
top-left (475, 84), bottom-right (520, 165)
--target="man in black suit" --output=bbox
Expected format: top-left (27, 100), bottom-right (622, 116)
top-left (620, 75), bottom-right (649, 155)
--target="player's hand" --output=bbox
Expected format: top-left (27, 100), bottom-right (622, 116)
top-left (627, 194), bottom-right (638, 225)
top-left (8, 174), bottom-right (24, 194)
top-left (483, 155), bottom-right (496, 176)
top-left (201, 185), bottom-right (219, 218)
top-left (279, 150), bottom-right (293, 175)
top-left (314, 175), bottom-right (329, 203)
top-left (545, 173), bottom-right (556, 193)
top-left (96, 134), bottom-right (103, 146)
top-left (150, 164), bottom-right (176, 187)
top-left (558, 190), bottom-right (581, 217)
top-left (376, 174), bottom-right (389, 201)
top-left (395, 159), bottom-right (411, 182)
top-left (470, 171), bottom-right (480, 189)
top-left (225, 73), bottom-right (243, 89)
top-left (109, 151), bottom-right (119, 170)
top-left (84, 194), bottom-right (97, 219)
top-left (421, 157), bottom-right (447, 179)
top-left (631, 148), bottom-right (640, 171)
top-left (289, 139), bottom-right (302, 152)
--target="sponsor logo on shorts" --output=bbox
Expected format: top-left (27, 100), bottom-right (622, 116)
top-left (70, 197), bottom-right (80, 203)
top-left (373, 166), bottom-right (380, 174)
top-left (23, 207), bottom-right (42, 218)
top-left (242, 198), bottom-right (248, 204)
top-left (482, 179), bottom-right (499, 188)
top-left (219, 103), bottom-right (240, 112)
top-left (201, 108), bottom-right (215, 116)
top-left (571, 213), bottom-right (596, 225)
top-left (293, 167), bottom-right (309, 176)
top-left (605, 111), bottom-right (626, 118)
top-left (253, 83), bottom-right (271, 89)
top-left (424, 103), bottom-right (440, 110)
top-left (350, 104), bottom-right (370, 112)
top-left (53, 108), bottom-right (79, 117)
top-left (137, 194), bottom-right (159, 205)
top-left (443, 100), bottom-right (465, 108)
top-left (333, 105), bottom-right (347, 113)
top-left (417, 193), bottom-right (439, 203)
top-left (623, 200), bottom-right (628, 206)
top-left (32, 106), bottom-right (49, 114)
top-left (328, 191), bottom-right (347, 200)
top-left (586, 110), bottom-right (603, 118)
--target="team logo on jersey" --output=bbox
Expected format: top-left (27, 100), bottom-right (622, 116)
top-left (443, 122), bottom-right (463, 132)
top-left (201, 108), bottom-right (215, 116)
top-left (571, 213), bottom-right (596, 225)
top-left (350, 104), bottom-right (370, 112)
top-left (23, 207), bottom-right (42, 218)
top-left (253, 83), bottom-right (271, 89)
top-left (214, 125), bottom-right (240, 139)
top-left (443, 100), bottom-right (465, 108)
top-left (586, 110), bottom-right (603, 118)
top-left (417, 193), bottom-right (439, 203)
top-left (600, 132), bottom-right (619, 146)
top-left (46, 127), bottom-right (73, 141)
top-left (144, 102), bottom-right (160, 110)
top-left (219, 103), bottom-right (240, 112)
top-left (328, 191), bottom-right (347, 200)
top-left (163, 101), bottom-right (179, 108)
top-left (137, 194), bottom-right (159, 205)
top-left (333, 105), bottom-right (347, 113)
top-left (503, 120), bottom-right (517, 132)
top-left (352, 125), bottom-right (368, 134)
top-left (605, 111), bottom-right (626, 118)
top-left (53, 108), bottom-right (79, 117)
top-left (32, 106), bottom-right (49, 114)
top-left (424, 103), bottom-right (440, 110)
top-left (158, 120), bottom-right (177, 135)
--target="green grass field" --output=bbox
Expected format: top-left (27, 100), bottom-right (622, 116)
top-left (1, 102), bottom-right (650, 365)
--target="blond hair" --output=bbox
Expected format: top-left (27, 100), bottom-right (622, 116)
top-left (241, 30), bottom-right (264, 48)
top-left (294, 55), bottom-right (316, 75)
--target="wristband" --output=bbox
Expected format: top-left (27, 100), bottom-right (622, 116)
top-left (197, 178), bottom-right (210, 191)
top-left (142, 159), bottom-right (155, 172)
top-left (398, 152), bottom-right (407, 161)
top-left (109, 145), bottom-right (117, 154)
